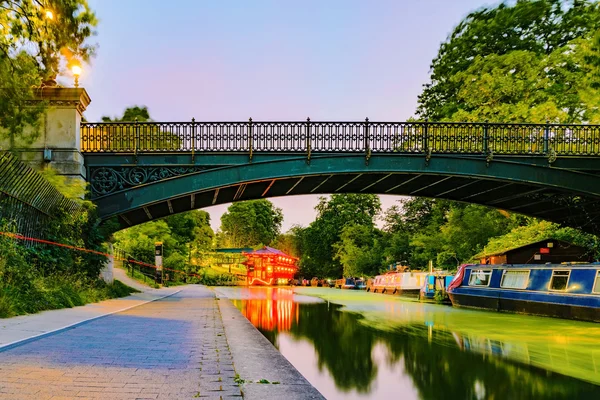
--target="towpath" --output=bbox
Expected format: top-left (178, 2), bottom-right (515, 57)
top-left (0, 280), bottom-right (324, 400)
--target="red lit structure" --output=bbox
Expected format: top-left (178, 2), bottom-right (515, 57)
top-left (243, 246), bottom-right (298, 286)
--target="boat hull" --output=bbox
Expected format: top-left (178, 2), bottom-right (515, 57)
top-left (449, 292), bottom-right (600, 322)
top-left (369, 286), bottom-right (420, 297)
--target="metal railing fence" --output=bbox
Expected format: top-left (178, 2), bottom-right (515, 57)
top-left (80, 120), bottom-right (600, 156)
top-left (0, 151), bottom-right (82, 243)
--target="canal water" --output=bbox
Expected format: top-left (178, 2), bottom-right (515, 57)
top-left (216, 287), bottom-right (600, 399)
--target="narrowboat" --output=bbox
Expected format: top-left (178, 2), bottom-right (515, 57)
top-left (448, 263), bottom-right (600, 322)
top-left (336, 277), bottom-right (356, 289)
top-left (419, 272), bottom-right (454, 301)
top-left (355, 278), bottom-right (367, 290)
top-left (369, 269), bottom-right (428, 297)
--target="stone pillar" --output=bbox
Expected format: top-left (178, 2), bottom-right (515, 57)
top-left (100, 243), bottom-right (115, 284)
top-left (1, 88), bottom-right (91, 184)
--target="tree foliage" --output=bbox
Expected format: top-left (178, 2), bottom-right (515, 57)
top-left (417, 0), bottom-right (600, 123)
top-left (0, 0), bottom-right (97, 142)
top-left (113, 211), bottom-right (214, 269)
top-left (297, 194), bottom-right (381, 278)
top-left (218, 200), bottom-right (283, 248)
top-left (101, 105), bottom-right (151, 122)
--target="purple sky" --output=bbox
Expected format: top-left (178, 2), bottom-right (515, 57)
top-left (83, 0), bottom-right (491, 232)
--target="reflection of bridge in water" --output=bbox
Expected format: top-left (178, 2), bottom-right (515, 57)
top-left (81, 120), bottom-right (600, 234)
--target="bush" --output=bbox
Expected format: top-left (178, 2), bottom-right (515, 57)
top-left (0, 292), bottom-right (14, 318)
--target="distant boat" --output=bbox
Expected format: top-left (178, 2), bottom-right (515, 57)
top-left (368, 268), bottom-right (428, 297)
top-left (448, 263), bottom-right (600, 322)
top-left (355, 279), bottom-right (367, 290)
top-left (335, 277), bottom-right (357, 289)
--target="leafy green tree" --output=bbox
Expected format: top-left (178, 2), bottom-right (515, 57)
top-left (0, 0), bottom-right (97, 143)
top-left (94, 105), bottom-right (181, 151)
top-left (479, 218), bottom-right (600, 259)
top-left (417, 0), bottom-right (600, 122)
top-left (271, 229), bottom-right (302, 257)
top-left (113, 220), bottom-right (178, 265)
top-left (101, 105), bottom-right (151, 122)
top-left (334, 224), bottom-right (385, 277)
top-left (299, 194), bottom-right (381, 278)
top-left (164, 210), bottom-right (214, 251)
top-left (219, 200), bottom-right (283, 247)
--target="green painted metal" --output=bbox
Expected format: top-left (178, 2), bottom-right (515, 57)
top-left (85, 151), bottom-right (600, 234)
top-left (80, 119), bottom-right (600, 233)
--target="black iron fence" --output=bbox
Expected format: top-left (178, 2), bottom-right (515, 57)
top-left (80, 120), bottom-right (600, 156)
top-left (0, 151), bottom-right (82, 242)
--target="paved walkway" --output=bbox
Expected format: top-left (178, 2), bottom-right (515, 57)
top-left (0, 286), bottom-right (242, 400)
top-left (0, 270), bottom-right (178, 349)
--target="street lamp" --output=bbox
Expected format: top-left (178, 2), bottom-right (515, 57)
top-left (45, 10), bottom-right (54, 20)
top-left (71, 63), bottom-right (82, 88)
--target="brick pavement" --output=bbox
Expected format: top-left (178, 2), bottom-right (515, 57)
top-left (0, 286), bottom-right (242, 400)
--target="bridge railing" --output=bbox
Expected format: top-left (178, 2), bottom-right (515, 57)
top-left (80, 121), bottom-right (600, 156)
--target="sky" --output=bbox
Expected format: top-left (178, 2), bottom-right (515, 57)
top-left (83, 0), bottom-right (492, 232)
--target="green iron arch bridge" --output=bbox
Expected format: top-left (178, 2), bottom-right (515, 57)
top-left (81, 119), bottom-right (600, 234)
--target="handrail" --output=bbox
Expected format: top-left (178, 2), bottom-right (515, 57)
top-left (80, 120), bottom-right (600, 156)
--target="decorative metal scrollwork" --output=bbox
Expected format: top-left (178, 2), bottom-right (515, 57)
top-left (89, 166), bottom-right (210, 197)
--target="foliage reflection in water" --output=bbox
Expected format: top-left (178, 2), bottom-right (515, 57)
top-left (219, 287), bottom-right (600, 400)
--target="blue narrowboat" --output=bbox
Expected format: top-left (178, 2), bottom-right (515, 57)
top-left (420, 273), bottom-right (455, 301)
top-left (448, 263), bottom-right (600, 322)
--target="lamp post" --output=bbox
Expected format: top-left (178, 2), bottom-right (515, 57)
top-left (71, 64), bottom-right (82, 88)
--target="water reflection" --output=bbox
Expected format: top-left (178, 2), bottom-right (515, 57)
top-left (219, 287), bottom-right (600, 399)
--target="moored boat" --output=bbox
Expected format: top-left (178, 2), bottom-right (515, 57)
top-left (336, 277), bottom-right (357, 289)
top-left (369, 268), bottom-right (428, 297)
top-left (355, 278), bottom-right (367, 290)
top-left (419, 272), bottom-right (454, 302)
top-left (448, 263), bottom-right (600, 322)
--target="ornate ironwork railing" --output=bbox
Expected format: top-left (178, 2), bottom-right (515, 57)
top-left (0, 152), bottom-right (83, 243)
top-left (80, 120), bottom-right (600, 156)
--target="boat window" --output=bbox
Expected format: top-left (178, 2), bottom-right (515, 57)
top-left (549, 270), bottom-right (570, 291)
top-left (468, 269), bottom-right (492, 286)
top-left (500, 270), bottom-right (530, 289)
top-left (593, 270), bottom-right (600, 294)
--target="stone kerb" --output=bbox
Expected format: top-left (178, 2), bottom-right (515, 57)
top-left (0, 87), bottom-right (91, 183)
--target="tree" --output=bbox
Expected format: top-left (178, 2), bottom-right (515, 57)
top-left (480, 218), bottom-right (600, 259)
top-left (334, 224), bottom-right (385, 277)
top-left (101, 105), bottom-right (151, 122)
top-left (299, 194), bottom-right (381, 278)
top-left (219, 200), bottom-right (283, 247)
top-left (271, 229), bottom-right (302, 258)
top-left (164, 210), bottom-right (213, 250)
top-left (113, 220), bottom-right (177, 265)
top-left (96, 105), bottom-right (181, 150)
top-left (0, 0), bottom-right (97, 142)
top-left (417, 0), bottom-right (600, 122)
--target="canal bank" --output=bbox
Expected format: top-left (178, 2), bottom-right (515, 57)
top-left (0, 284), bottom-right (324, 400)
top-left (218, 298), bottom-right (325, 399)
top-left (218, 286), bottom-right (600, 400)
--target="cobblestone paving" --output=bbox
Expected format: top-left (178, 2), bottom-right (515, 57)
top-left (0, 286), bottom-right (242, 400)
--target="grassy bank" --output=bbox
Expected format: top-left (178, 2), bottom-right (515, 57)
top-left (0, 277), bottom-right (138, 318)
top-left (0, 231), bottom-right (139, 319)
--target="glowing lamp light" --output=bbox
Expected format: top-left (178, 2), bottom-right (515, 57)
top-left (71, 63), bottom-right (82, 88)
top-left (45, 10), bottom-right (54, 19)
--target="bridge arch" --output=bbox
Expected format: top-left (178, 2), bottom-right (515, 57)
top-left (87, 153), bottom-right (600, 234)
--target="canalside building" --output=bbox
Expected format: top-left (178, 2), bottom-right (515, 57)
top-left (243, 246), bottom-right (298, 285)
top-left (478, 238), bottom-right (592, 265)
